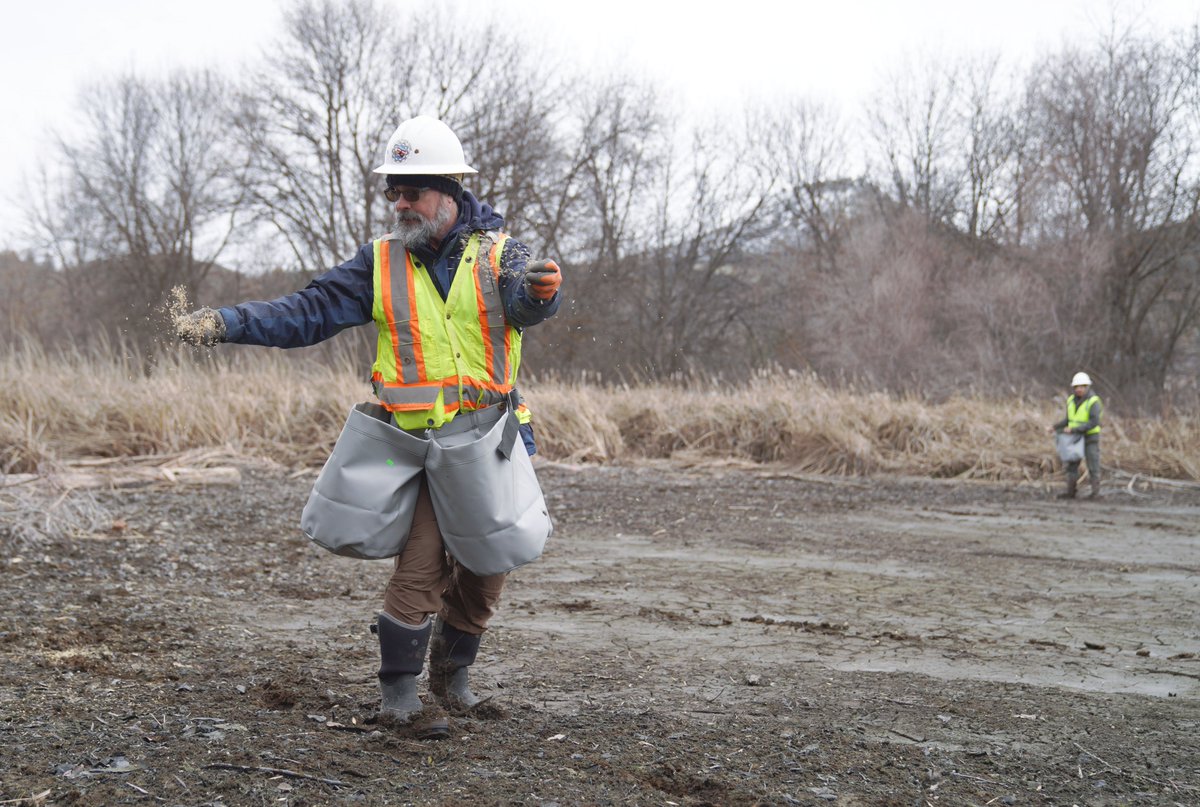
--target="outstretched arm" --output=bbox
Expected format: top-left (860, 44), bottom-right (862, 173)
top-left (178, 244), bottom-right (376, 348)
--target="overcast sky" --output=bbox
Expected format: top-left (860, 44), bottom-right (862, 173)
top-left (2, 0), bottom-right (1197, 251)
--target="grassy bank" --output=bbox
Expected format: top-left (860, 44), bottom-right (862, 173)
top-left (2, 342), bottom-right (1197, 481)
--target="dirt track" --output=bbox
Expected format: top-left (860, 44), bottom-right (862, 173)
top-left (2, 460), bottom-right (1198, 806)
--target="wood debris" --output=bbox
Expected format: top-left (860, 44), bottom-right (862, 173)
top-left (2, 449), bottom-right (243, 491)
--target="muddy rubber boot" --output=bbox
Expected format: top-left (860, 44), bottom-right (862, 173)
top-left (376, 613), bottom-right (431, 724)
top-left (429, 617), bottom-right (484, 710)
top-left (1057, 475), bottom-right (1077, 500)
top-left (1088, 478), bottom-right (1102, 499)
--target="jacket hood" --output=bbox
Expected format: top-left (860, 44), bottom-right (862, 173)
top-left (453, 190), bottom-right (505, 235)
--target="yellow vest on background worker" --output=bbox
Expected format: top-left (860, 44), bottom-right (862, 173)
top-left (1065, 394), bottom-right (1101, 436)
top-left (370, 231), bottom-right (530, 431)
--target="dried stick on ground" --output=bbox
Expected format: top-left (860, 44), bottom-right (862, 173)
top-left (203, 762), bottom-right (348, 787)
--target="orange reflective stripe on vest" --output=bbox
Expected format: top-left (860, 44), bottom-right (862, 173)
top-left (473, 257), bottom-right (509, 387)
top-left (376, 243), bottom-right (424, 385)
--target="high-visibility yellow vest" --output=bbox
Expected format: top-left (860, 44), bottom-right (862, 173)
top-left (370, 231), bottom-right (529, 431)
top-left (1066, 393), bottom-right (1101, 436)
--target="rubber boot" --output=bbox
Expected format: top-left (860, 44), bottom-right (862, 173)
top-left (1057, 474), bottom-right (1077, 500)
top-left (429, 616), bottom-right (484, 710)
top-left (1088, 477), bottom-right (1102, 499)
top-left (376, 613), bottom-right (431, 724)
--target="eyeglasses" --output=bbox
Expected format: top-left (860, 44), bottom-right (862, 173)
top-left (383, 185), bottom-right (428, 203)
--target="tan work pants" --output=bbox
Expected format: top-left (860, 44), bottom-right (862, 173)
top-left (382, 477), bottom-right (507, 635)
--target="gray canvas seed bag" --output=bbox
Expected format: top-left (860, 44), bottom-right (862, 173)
top-left (425, 405), bottom-right (553, 576)
top-left (301, 401), bottom-right (552, 574)
top-left (301, 403), bottom-right (428, 559)
top-left (1055, 432), bottom-right (1086, 463)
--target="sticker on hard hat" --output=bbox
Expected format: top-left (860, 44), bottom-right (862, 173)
top-left (391, 141), bottom-right (411, 163)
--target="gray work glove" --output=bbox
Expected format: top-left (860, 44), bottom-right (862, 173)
top-left (175, 307), bottom-right (226, 347)
top-left (523, 259), bottom-right (561, 301)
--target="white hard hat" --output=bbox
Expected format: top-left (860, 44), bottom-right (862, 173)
top-left (373, 116), bottom-right (477, 176)
top-left (1071, 372), bottom-right (1092, 387)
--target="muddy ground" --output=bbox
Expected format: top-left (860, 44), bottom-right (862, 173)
top-left (1, 459), bottom-right (1198, 806)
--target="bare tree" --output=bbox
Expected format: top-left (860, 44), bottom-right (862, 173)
top-left (630, 118), bottom-right (779, 375)
top-left (231, 0), bottom-right (396, 273)
top-left (959, 55), bottom-right (1025, 241)
top-left (530, 76), bottom-right (670, 374)
top-left (866, 54), bottom-right (963, 224)
top-left (29, 69), bottom-right (241, 344)
top-left (535, 79), bottom-right (782, 377)
top-left (1026, 29), bottom-right (1200, 405)
top-left (747, 97), bottom-right (851, 273)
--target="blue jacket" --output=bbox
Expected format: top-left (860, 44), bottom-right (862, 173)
top-left (217, 191), bottom-right (559, 346)
top-left (216, 192), bottom-right (559, 453)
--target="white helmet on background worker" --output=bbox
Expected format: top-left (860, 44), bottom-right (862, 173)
top-left (1071, 372), bottom-right (1092, 387)
top-left (373, 115), bottom-right (477, 178)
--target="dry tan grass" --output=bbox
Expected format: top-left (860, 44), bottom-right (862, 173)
top-left (0, 340), bottom-right (358, 473)
top-left (2, 343), bottom-right (1197, 481)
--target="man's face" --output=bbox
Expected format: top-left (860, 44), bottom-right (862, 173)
top-left (390, 186), bottom-right (457, 249)
top-left (1073, 385), bottom-right (1089, 397)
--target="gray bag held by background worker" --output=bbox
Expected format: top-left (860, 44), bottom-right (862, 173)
top-left (301, 403), bottom-right (428, 559)
top-left (1055, 431), bottom-right (1086, 463)
top-left (424, 396), bottom-right (553, 576)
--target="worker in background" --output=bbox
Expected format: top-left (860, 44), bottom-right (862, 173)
top-left (1048, 372), bottom-right (1103, 500)
top-left (175, 116), bottom-right (562, 732)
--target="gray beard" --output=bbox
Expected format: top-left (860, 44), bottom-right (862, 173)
top-left (391, 203), bottom-right (455, 249)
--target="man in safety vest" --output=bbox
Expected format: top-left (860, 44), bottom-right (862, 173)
top-left (176, 116), bottom-right (562, 733)
top-left (1048, 372), bottom-right (1103, 499)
